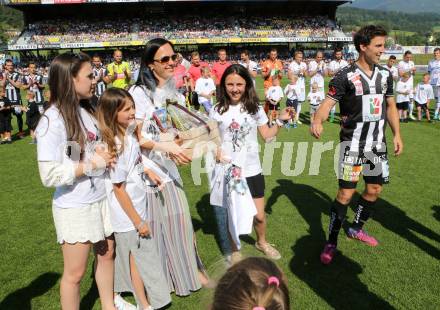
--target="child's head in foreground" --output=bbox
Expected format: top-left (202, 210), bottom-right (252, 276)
top-left (211, 257), bottom-right (290, 310)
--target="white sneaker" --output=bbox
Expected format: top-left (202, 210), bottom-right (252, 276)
top-left (114, 294), bottom-right (137, 310)
top-left (297, 119), bottom-right (302, 125)
top-left (137, 306), bottom-right (153, 310)
top-left (409, 114), bottom-right (416, 120)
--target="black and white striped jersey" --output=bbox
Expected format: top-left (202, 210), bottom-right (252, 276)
top-left (22, 74), bottom-right (44, 103)
top-left (327, 63), bottom-right (394, 153)
top-left (93, 67), bottom-right (108, 97)
top-left (3, 72), bottom-right (21, 103)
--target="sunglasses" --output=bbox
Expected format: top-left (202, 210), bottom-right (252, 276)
top-left (154, 54), bottom-right (178, 64)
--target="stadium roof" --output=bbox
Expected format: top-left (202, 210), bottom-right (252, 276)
top-left (3, 0), bottom-right (351, 5)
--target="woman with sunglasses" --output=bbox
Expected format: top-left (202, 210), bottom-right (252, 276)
top-left (129, 38), bottom-right (209, 297)
top-left (35, 53), bottom-right (117, 310)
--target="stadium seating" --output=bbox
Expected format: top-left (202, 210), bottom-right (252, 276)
top-left (12, 16), bottom-right (344, 45)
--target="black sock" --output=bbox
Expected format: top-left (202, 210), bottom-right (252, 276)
top-left (352, 196), bottom-right (376, 230)
top-left (328, 199), bottom-right (348, 246)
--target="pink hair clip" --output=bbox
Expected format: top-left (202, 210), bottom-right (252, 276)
top-left (252, 307), bottom-right (265, 310)
top-left (268, 276), bottom-right (280, 287)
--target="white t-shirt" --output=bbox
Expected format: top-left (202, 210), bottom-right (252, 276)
top-left (266, 86), bottom-right (283, 103)
top-left (428, 59), bottom-right (440, 86)
top-left (328, 59), bottom-right (348, 75)
top-left (287, 61), bottom-right (307, 101)
top-left (195, 77), bottom-right (216, 104)
top-left (398, 60), bottom-right (415, 85)
top-left (284, 83), bottom-right (302, 101)
top-left (239, 60), bottom-right (258, 85)
top-left (308, 60), bottom-right (326, 91)
top-left (395, 80), bottom-right (412, 103)
top-left (106, 134), bottom-right (147, 233)
top-left (36, 105), bottom-right (106, 209)
top-left (414, 83), bottom-right (434, 104)
top-left (307, 91), bottom-right (324, 106)
top-left (209, 104), bottom-right (268, 177)
top-left (386, 65), bottom-right (399, 81)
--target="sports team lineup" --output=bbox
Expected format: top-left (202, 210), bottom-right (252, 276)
top-left (0, 0), bottom-right (439, 309)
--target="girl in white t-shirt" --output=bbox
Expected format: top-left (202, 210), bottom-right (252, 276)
top-left (97, 88), bottom-right (171, 310)
top-left (210, 64), bottom-right (293, 263)
top-left (265, 76), bottom-right (284, 125)
top-left (35, 53), bottom-right (117, 310)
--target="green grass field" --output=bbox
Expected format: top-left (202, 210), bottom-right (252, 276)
top-left (0, 75), bottom-right (439, 310)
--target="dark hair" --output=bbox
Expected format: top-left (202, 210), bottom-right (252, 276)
top-left (97, 88), bottom-right (134, 156)
top-left (241, 49), bottom-right (250, 56)
top-left (404, 50), bottom-right (412, 56)
top-left (389, 55), bottom-right (397, 60)
top-left (92, 54), bottom-right (101, 60)
top-left (212, 257), bottom-right (290, 310)
top-left (434, 47), bottom-right (440, 53)
top-left (135, 38), bottom-right (174, 92)
top-left (46, 52), bottom-right (93, 148)
top-left (5, 59), bottom-right (13, 65)
top-left (353, 25), bottom-right (388, 53)
top-left (270, 48), bottom-right (277, 53)
top-left (215, 64), bottom-right (259, 115)
top-left (28, 61), bottom-right (36, 67)
top-left (334, 47), bottom-right (343, 54)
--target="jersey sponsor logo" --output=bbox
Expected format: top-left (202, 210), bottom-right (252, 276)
top-left (362, 94), bottom-right (383, 122)
top-left (348, 72), bottom-right (363, 96)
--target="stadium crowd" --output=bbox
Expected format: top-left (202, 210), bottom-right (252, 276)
top-left (16, 15), bottom-right (343, 45)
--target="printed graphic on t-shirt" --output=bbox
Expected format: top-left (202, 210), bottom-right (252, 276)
top-left (228, 118), bottom-right (251, 152)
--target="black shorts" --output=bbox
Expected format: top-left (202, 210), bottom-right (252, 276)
top-left (415, 101), bottom-right (428, 109)
top-left (338, 144), bottom-right (389, 189)
top-left (397, 101), bottom-right (409, 110)
top-left (191, 91), bottom-right (200, 110)
top-left (246, 173), bottom-right (265, 198)
top-left (0, 113), bottom-right (12, 133)
top-left (10, 100), bottom-right (23, 115)
top-left (286, 98), bottom-right (298, 110)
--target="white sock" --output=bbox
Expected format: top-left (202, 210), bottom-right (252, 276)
top-left (296, 102), bottom-right (302, 119)
top-left (409, 102), bottom-right (414, 115)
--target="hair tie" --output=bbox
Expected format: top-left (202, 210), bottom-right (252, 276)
top-left (252, 307), bottom-right (265, 310)
top-left (268, 276), bottom-right (280, 287)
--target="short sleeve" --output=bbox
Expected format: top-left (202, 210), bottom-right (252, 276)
top-left (256, 106), bottom-right (269, 126)
top-left (386, 71), bottom-right (394, 97)
top-left (429, 86), bottom-right (435, 99)
top-left (194, 79), bottom-right (202, 94)
top-left (327, 72), bottom-right (347, 103)
top-left (125, 62), bottom-right (132, 75)
top-left (308, 61), bottom-right (317, 72)
top-left (36, 111), bottom-right (65, 161)
top-left (129, 86), bottom-right (153, 120)
top-left (107, 64), bottom-right (114, 76)
top-left (110, 152), bottom-right (129, 184)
